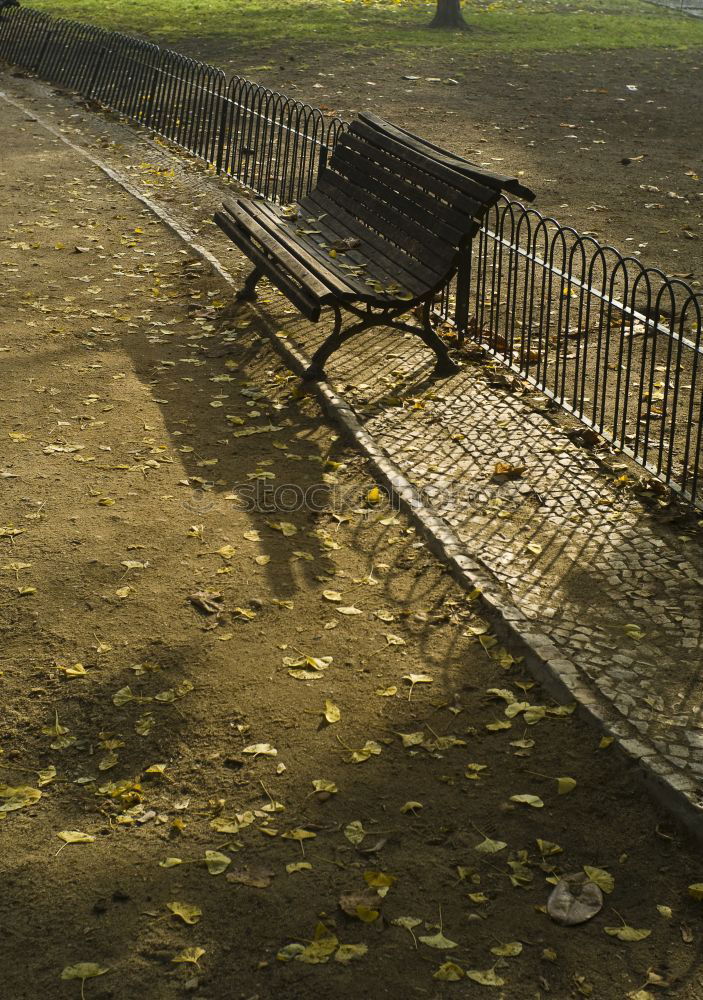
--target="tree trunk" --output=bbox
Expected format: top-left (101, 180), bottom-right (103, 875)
top-left (428, 0), bottom-right (468, 29)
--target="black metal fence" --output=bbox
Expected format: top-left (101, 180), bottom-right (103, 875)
top-left (0, 7), bottom-right (346, 202)
top-left (1, 6), bottom-right (701, 509)
top-left (449, 206), bottom-right (703, 508)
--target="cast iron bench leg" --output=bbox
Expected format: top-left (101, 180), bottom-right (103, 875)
top-left (418, 299), bottom-right (460, 377)
top-left (236, 265), bottom-right (264, 302)
top-left (304, 299), bottom-right (459, 381)
top-left (304, 305), bottom-right (346, 381)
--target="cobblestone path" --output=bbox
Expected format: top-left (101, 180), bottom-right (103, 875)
top-left (286, 317), bottom-right (703, 810)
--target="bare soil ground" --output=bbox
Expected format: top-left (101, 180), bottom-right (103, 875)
top-left (3, 75), bottom-right (703, 1000)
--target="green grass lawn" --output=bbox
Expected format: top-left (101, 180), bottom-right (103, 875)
top-left (30, 0), bottom-right (703, 54)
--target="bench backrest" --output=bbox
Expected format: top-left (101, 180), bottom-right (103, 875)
top-left (317, 112), bottom-right (534, 277)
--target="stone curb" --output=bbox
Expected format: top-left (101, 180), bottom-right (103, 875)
top-left (8, 80), bottom-right (698, 841)
top-left (265, 330), bottom-right (703, 844)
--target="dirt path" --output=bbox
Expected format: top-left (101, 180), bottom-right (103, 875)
top-left (2, 79), bottom-right (703, 1000)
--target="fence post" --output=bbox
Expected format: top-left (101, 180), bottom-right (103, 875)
top-left (215, 89), bottom-right (230, 175)
top-left (85, 44), bottom-right (106, 100)
top-left (317, 142), bottom-right (328, 181)
top-left (454, 247), bottom-right (471, 344)
top-left (33, 26), bottom-right (54, 74)
top-left (141, 60), bottom-right (162, 129)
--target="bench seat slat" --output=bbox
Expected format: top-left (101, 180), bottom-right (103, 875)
top-left (343, 128), bottom-right (488, 218)
top-left (297, 198), bottom-right (430, 299)
top-left (214, 209), bottom-right (324, 320)
top-left (226, 197), bottom-right (431, 305)
top-left (250, 199), bottom-right (406, 303)
top-left (350, 118), bottom-right (501, 205)
top-left (331, 137), bottom-right (476, 243)
top-left (301, 188), bottom-right (446, 292)
top-left (317, 171), bottom-right (453, 272)
top-left (324, 148), bottom-right (469, 249)
top-left (224, 198), bottom-right (357, 299)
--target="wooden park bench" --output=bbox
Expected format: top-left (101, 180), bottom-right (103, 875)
top-left (214, 112), bottom-right (534, 380)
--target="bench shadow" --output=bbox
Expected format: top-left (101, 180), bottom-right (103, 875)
top-left (239, 293), bottom-right (703, 746)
